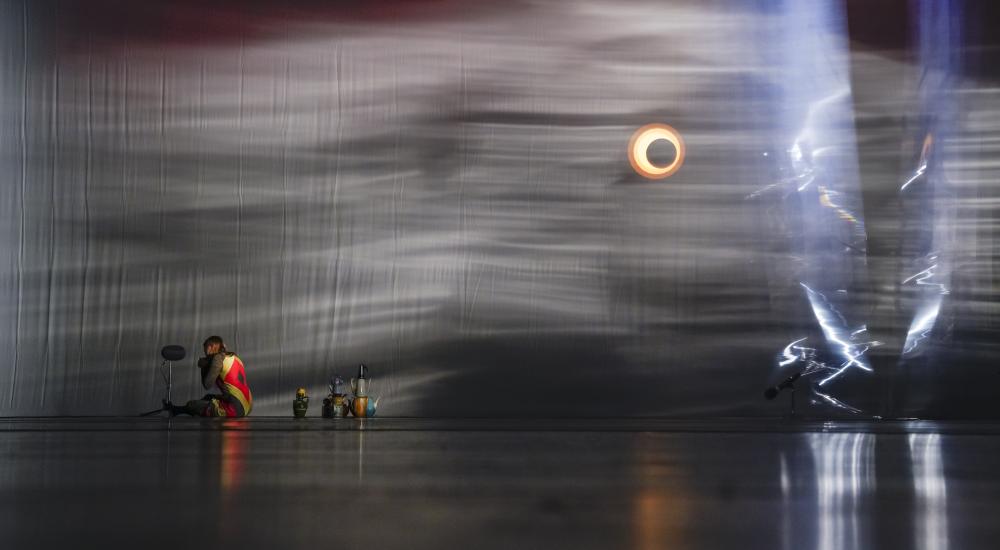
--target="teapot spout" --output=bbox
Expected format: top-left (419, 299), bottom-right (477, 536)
top-left (366, 395), bottom-right (380, 417)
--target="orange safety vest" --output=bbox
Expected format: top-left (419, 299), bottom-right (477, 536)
top-left (207, 353), bottom-right (253, 417)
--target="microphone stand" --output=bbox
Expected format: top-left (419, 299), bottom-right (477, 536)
top-left (765, 371), bottom-right (803, 420)
top-left (140, 357), bottom-right (174, 417)
top-left (787, 382), bottom-right (797, 419)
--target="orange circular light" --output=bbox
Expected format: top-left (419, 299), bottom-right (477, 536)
top-left (628, 123), bottom-right (685, 179)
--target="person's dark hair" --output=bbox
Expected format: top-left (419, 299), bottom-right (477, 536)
top-left (203, 335), bottom-right (226, 352)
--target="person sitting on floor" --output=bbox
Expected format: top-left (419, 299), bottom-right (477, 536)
top-left (165, 335), bottom-right (252, 417)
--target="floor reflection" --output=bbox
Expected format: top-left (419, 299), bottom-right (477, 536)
top-left (807, 433), bottom-right (876, 550)
top-left (631, 435), bottom-right (687, 550)
top-left (220, 426), bottom-right (247, 494)
top-left (0, 420), bottom-right (992, 550)
top-left (910, 434), bottom-right (948, 550)
top-left (217, 425), bottom-right (249, 542)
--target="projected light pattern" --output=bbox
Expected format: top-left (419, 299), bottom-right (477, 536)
top-left (754, 2), bottom-right (874, 413)
top-left (900, 134), bottom-right (933, 191)
top-left (628, 124), bottom-right (685, 180)
top-left (897, 0), bottom-right (960, 362)
top-left (800, 284), bottom-right (873, 383)
top-left (778, 338), bottom-right (811, 368)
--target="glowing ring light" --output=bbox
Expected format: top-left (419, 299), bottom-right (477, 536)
top-left (628, 123), bottom-right (685, 179)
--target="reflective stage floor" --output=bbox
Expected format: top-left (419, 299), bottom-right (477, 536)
top-left (1, 418), bottom-right (998, 549)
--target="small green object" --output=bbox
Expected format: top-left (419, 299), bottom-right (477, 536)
top-left (293, 395), bottom-right (309, 418)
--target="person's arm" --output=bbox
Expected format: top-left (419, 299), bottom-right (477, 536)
top-left (202, 353), bottom-right (224, 389)
top-left (198, 356), bottom-right (210, 385)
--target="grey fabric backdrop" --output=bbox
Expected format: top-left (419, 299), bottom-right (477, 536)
top-left (1, 0), bottom-right (997, 417)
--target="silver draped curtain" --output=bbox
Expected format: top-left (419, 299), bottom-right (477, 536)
top-left (1, 0), bottom-right (997, 417)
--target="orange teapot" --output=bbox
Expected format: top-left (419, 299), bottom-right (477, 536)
top-left (349, 395), bottom-right (380, 418)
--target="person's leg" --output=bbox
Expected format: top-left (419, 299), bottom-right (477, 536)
top-left (164, 399), bottom-right (213, 416)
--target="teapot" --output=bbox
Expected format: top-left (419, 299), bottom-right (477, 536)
top-left (349, 395), bottom-right (380, 418)
top-left (350, 363), bottom-right (372, 397)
